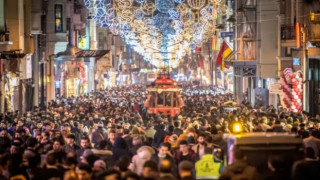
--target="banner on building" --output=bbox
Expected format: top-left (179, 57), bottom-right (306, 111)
top-left (26, 54), bottom-right (32, 79)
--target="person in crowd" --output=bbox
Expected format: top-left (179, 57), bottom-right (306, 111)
top-left (129, 145), bottom-right (155, 175)
top-left (179, 160), bottom-right (195, 180)
top-left (175, 140), bottom-right (196, 165)
top-left (158, 159), bottom-right (175, 179)
top-left (76, 136), bottom-right (91, 163)
top-left (151, 142), bottom-right (175, 166)
top-left (112, 136), bottom-right (129, 161)
top-left (302, 129), bottom-right (320, 159)
top-left (146, 123), bottom-right (156, 139)
top-left (64, 134), bottom-right (80, 154)
top-left (219, 149), bottom-right (259, 180)
top-left (51, 138), bottom-right (66, 163)
top-left (264, 154), bottom-right (290, 180)
top-left (141, 160), bottom-right (158, 180)
top-left (178, 127), bottom-right (198, 143)
top-left (292, 147), bottom-right (320, 180)
top-left (154, 124), bottom-right (167, 148)
top-left (195, 147), bottom-right (223, 180)
top-left (91, 140), bottom-right (113, 168)
top-left (173, 120), bottom-right (183, 137)
top-left (76, 163), bottom-right (93, 180)
top-left (34, 152), bottom-right (64, 180)
top-left (91, 121), bottom-right (108, 148)
top-left (192, 133), bottom-right (212, 160)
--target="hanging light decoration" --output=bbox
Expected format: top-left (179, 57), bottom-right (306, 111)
top-left (85, 0), bottom-right (232, 68)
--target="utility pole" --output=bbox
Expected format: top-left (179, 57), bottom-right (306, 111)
top-left (0, 55), bottom-right (5, 120)
top-left (39, 52), bottom-right (46, 109)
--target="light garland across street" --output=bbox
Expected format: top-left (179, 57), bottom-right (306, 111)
top-left (85, 0), bottom-right (232, 68)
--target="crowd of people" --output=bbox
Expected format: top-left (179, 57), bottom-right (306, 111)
top-left (0, 85), bottom-right (319, 180)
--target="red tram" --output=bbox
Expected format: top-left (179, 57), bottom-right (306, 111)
top-left (144, 75), bottom-right (184, 117)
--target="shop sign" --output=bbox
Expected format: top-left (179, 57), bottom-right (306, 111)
top-left (221, 32), bottom-right (234, 38)
top-left (269, 82), bottom-right (282, 94)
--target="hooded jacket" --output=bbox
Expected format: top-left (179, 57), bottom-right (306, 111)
top-left (129, 146), bottom-right (155, 175)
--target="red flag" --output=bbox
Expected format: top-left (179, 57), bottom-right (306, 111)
top-left (197, 57), bottom-right (204, 69)
top-left (216, 41), bottom-right (232, 72)
top-left (195, 47), bottom-right (201, 54)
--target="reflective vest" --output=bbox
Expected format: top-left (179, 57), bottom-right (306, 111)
top-left (195, 154), bottom-right (221, 180)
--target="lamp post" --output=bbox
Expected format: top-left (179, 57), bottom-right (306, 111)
top-left (39, 52), bottom-right (46, 109)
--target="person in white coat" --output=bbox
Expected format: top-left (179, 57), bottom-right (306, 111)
top-left (129, 146), bottom-right (155, 175)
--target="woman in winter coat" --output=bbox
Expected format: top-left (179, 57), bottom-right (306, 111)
top-left (129, 146), bottom-right (155, 175)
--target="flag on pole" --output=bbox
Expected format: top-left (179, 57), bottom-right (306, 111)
top-left (216, 41), bottom-right (233, 72)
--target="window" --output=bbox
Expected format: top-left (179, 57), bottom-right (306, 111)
top-left (157, 92), bottom-right (164, 105)
top-left (165, 92), bottom-right (172, 107)
top-left (98, 32), bottom-right (104, 49)
top-left (55, 5), bottom-right (63, 32)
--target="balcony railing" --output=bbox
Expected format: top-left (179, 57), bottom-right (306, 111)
top-left (281, 26), bottom-right (296, 40)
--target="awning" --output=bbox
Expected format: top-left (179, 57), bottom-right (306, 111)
top-left (224, 60), bottom-right (256, 66)
top-left (75, 50), bottom-right (109, 58)
top-left (56, 45), bottom-right (82, 57)
top-left (55, 44), bottom-right (110, 60)
top-left (0, 50), bottom-right (26, 59)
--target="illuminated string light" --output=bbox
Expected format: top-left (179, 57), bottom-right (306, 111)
top-left (85, 0), bottom-right (231, 67)
top-left (187, 0), bottom-right (206, 10)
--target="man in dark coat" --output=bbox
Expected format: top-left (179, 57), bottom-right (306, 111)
top-left (91, 121), bottom-right (108, 148)
top-left (219, 149), bottom-right (259, 180)
top-left (154, 124), bottom-right (167, 148)
top-left (151, 142), bottom-right (176, 167)
top-left (76, 136), bottom-right (92, 163)
top-left (175, 140), bottom-right (196, 165)
top-left (173, 120), bottom-right (184, 137)
top-left (292, 147), bottom-right (320, 180)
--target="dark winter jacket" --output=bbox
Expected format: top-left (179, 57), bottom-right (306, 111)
top-left (154, 129), bottom-right (167, 148)
top-left (219, 160), bottom-right (259, 180)
top-left (111, 137), bottom-right (129, 161)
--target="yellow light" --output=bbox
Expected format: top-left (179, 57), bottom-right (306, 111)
top-left (232, 123), bottom-right (243, 133)
top-left (310, 12), bottom-right (315, 21)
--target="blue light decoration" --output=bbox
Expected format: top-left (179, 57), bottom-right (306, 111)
top-left (134, 9), bottom-right (145, 19)
top-left (200, 5), bottom-right (214, 20)
top-left (85, 0), bottom-right (219, 68)
top-left (153, 13), bottom-right (170, 30)
top-left (168, 9), bottom-right (179, 20)
top-left (135, 0), bottom-right (146, 3)
top-left (156, 0), bottom-right (175, 13)
top-left (174, 0), bottom-right (186, 3)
